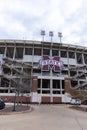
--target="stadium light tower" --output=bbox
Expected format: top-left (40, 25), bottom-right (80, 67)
top-left (41, 30), bottom-right (45, 41)
top-left (58, 32), bottom-right (62, 43)
top-left (49, 31), bottom-right (54, 43)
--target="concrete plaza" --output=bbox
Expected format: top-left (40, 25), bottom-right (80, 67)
top-left (0, 104), bottom-right (87, 130)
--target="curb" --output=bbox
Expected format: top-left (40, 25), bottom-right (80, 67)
top-left (0, 106), bottom-right (33, 115)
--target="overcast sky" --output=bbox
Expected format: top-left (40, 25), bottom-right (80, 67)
top-left (0, 0), bottom-right (87, 46)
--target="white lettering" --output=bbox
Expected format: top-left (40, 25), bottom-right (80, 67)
top-left (39, 56), bottom-right (64, 71)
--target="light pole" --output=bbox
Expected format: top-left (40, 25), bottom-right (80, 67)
top-left (49, 31), bottom-right (54, 103)
top-left (41, 30), bottom-right (45, 41)
top-left (49, 31), bottom-right (54, 43)
top-left (58, 32), bottom-right (62, 43)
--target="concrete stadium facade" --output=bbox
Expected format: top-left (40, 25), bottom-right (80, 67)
top-left (0, 39), bottom-right (87, 103)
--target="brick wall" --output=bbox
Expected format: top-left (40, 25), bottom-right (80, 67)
top-left (31, 76), bottom-right (38, 92)
top-left (64, 78), bottom-right (70, 93)
top-left (53, 97), bottom-right (62, 103)
top-left (1, 96), bottom-right (30, 103)
top-left (42, 96), bottom-right (50, 103)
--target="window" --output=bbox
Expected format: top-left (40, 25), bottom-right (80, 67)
top-left (84, 54), bottom-right (87, 64)
top-left (71, 80), bottom-right (78, 88)
top-left (62, 90), bottom-right (65, 94)
top-left (53, 80), bottom-right (60, 89)
top-left (76, 53), bottom-right (83, 64)
top-left (37, 90), bottom-right (41, 93)
top-left (43, 49), bottom-right (50, 55)
top-left (68, 51), bottom-right (75, 58)
top-left (38, 79), bottom-right (41, 88)
top-left (53, 91), bottom-right (60, 94)
top-left (42, 90), bottom-right (50, 94)
top-left (6, 47), bottom-right (14, 58)
top-left (61, 70), bottom-right (68, 76)
top-left (60, 51), bottom-right (67, 58)
top-left (34, 48), bottom-right (41, 55)
top-left (70, 71), bottom-right (76, 76)
top-left (25, 48), bottom-right (32, 55)
top-left (0, 47), bottom-right (5, 54)
top-left (42, 79), bottom-right (50, 88)
top-left (15, 48), bottom-right (23, 59)
top-left (33, 69), bottom-right (41, 74)
top-left (62, 80), bottom-right (64, 89)
top-left (52, 50), bottom-right (59, 56)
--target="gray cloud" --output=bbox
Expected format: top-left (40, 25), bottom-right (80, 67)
top-left (0, 0), bottom-right (87, 46)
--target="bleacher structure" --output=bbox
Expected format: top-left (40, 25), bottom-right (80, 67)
top-left (0, 39), bottom-right (87, 103)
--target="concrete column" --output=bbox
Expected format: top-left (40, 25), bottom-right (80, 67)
top-left (50, 77), bottom-right (53, 103)
top-left (4, 44), bottom-right (7, 57)
top-left (41, 79), bottom-right (42, 94)
top-left (8, 80), bottom-right (11, 93)
top-left (13, 46), bottom-right (16, 60)
top-left (60, 80), bottom-right (62, 94)
top-left (75, 51), bottom-right (77, 65)
top-left (82, 53), bottom-right (85, 64)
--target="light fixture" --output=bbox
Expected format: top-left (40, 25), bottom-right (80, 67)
top-left (49, 31), bottom-right (54, 42)
top-left (41, 30), bottom-right (45, 41)
top-left (58, 32), bottom-right (62, 43)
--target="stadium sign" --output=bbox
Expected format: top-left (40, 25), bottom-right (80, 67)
top-left (39, 55), bottom-right (63, 72)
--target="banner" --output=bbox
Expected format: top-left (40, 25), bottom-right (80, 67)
top-left (39, 55), bottom-right (64, 72)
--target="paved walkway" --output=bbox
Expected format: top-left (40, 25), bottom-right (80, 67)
top-left (0, 104), bottom-right (87, 130)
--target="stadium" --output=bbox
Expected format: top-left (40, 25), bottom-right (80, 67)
top-left (0, 39), bottom-right (87, 103)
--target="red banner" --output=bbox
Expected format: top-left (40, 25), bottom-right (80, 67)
top-left (39, 56), bottom-right (63, 72)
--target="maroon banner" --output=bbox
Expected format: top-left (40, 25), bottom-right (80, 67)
top-left (39, 55), bottom-right (63, 72)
